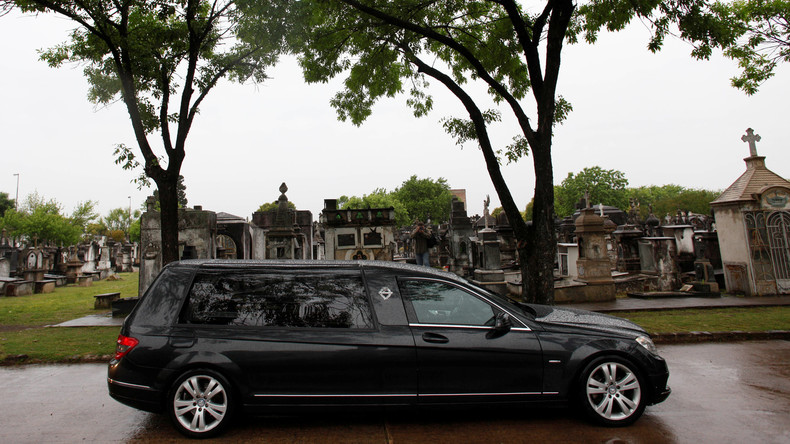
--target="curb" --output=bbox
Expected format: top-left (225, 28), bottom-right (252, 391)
top-left (652, 330), bottom-right (790, 344)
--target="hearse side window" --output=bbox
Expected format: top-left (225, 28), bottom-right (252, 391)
top-left (400, 280), bottom-right (495, 326)
top-left (131, 266), bottom-right (193, 326)
top-left (183, 270), bottom-right (374, 329)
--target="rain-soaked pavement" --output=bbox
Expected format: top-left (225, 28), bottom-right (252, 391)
top-left (1, 341), bottom-right (788, 443)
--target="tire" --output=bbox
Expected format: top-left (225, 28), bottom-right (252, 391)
top-left (578, 356), bottom-right (647, 427)
top-left (167, 369), bottom-right (235, 438)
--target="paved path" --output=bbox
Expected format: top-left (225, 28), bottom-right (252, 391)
top-left (2, 341), bottom-right (789, 443)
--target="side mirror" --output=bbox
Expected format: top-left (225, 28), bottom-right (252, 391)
top-left (487, 312), bottom-right (512, 339)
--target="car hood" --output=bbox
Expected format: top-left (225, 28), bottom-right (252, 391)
top-left (525, 304), bottom-right (646, 337)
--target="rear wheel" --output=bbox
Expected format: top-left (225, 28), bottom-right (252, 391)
top-left (167, 369), bottom-right (235, 438)
top-left (578, 356), bottom-right (646, 426)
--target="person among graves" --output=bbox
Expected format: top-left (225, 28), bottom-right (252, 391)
top-left (411, 220), bottom-right (432, 267)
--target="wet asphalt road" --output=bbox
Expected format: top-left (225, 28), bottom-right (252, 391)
top-left (1, 341), bottom-right (789, 444)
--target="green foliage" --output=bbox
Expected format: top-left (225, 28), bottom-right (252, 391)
top-left (257, 201), bottom-right (297, 212)
top-left (129, 218), bottom-right (141, 243)
top-left (716, 0), bottom-right (790, 94)
top-left (553, 170), bottom-right (721, 219)
top-left (393, 176), bottom-right (453, 225)
top-left (555, 167), bottom-right (629, 217)
top-left (339, 176), bottom-right (452, 227)
top-left (9, 0), bottom-right (288, 263)
top-left (628, 185), bottom-right (721, 218)
top-left (101, 207), bottom-right (142, 240)
top-left (289, 0), bottom-right (575, 303)
top-left (0, 191), bottom-right (15, 217)
top-left (0, 192), bottom-right (84, 246)
top-left (292, 0), bottom-right (561, 162)
top-left (69, 200), bottom-right (100, 234)
top-left (113, 144), bottom-right (152, 190)
top-left (523, 199), bottom-right (535, 221)
top-left (578, 0), bottom-right (790, 94)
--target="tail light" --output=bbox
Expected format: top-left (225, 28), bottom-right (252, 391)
top-left (113, 335), bottom-right (139, 361)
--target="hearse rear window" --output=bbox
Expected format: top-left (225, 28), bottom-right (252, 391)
top-left (183, 270), bottom-right (374, 329)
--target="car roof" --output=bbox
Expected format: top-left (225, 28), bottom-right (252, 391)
top-left (169, 259), bottom-right (468, 284)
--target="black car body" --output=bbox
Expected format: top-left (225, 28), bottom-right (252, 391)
top-left (108, 260), bottom-right (670, 437)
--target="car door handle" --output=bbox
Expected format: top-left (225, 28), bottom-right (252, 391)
top-left (422, 332), bottom-right (449, 344)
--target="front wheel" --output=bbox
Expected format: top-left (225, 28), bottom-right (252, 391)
top-left (167, 369), bottom-right (235, 438)
top-left (578, 357), bottom-right (647, 426)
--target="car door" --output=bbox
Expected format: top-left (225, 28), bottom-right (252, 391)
top-left (180, 266), bottom-right (416, 407)
top-left (399, 278), bottom-right (544, 405)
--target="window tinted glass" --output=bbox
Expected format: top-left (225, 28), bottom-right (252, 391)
top-left (400, 280), bottom-right (495, 326)
top-left (183, 270), bottom-right (374, 329)
top-left (130, 266), bottom-right (192, 327)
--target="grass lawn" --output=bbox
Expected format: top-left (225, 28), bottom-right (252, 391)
top-left (0, 272), bottom-right (138, 364)
top-left (2, 272), bottom-right (788, 364)
top-left (616, 306), bottom-right (790, 334)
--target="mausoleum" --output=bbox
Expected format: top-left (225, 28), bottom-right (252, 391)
top-left (711, 128), bottom-right (790, 295)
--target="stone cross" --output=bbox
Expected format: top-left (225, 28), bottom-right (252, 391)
top-left (741, 128), bottom-right (761, 157)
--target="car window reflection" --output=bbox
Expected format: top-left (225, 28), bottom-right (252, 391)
top-left (401, 280), bottom-right (495, 326)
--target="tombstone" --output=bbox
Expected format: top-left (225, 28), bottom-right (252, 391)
top-left (495, 211), bottom-right (517, 267)
top-left (447, 197), bottom-right (475, 276)
top-left (20, 248), bottom-right (47, 283)
top-left (0, 257), bottom-right (9, 278)
top-left (97, 238), bottom-right (113, 279)
top-left (638, 237), bottom-right (682, 291)
top-left (661, 223), bottom-right (696, 274)
top-left (612, 224), bottom-right (643, 272)
top-left (574, 207), bottom-right (615, 299)
top-left (690, 233), bottom-right (720, 293)
top-left (470, 227), bottom-right (507, 295)
top-left (64, 246), bottom-right (86, 285)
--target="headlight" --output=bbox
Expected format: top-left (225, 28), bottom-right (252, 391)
top-left (636, 335), bottom-right (658, 355)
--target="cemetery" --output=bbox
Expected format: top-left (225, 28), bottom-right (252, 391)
top-left (1, 130), bottom-right (789, 308)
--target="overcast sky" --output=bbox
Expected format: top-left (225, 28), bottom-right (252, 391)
top-left (1, 9), bottom-right (788, 222)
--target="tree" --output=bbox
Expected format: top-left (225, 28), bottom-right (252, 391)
top-left (0, 192), bottom-right (83, 246)
top-left (393, 176), bottom-right (453, 225)
top-left (70, 200), bottom-right (100, 234)
top-left (104, 207), bottom-right (142, 238)
top-left (555, 167), bottom-right (629, 218)
top-left (579, 0), bottom-right (790, 94)
top-left (257, 201), bottom-right (296, 212)
top-left (0, 192), bottom-right (14, 217)
top-left (293, 0), bottom-right (574, 303)
top-left (628, 185), bottom-right (721, 219)
top-left (5, 0), bottom-right (288, 264)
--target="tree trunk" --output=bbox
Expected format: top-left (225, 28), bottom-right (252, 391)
top-left (522, 138), bottom-right (557, 305)
top-left (155, 175), bottom-right (180, 265)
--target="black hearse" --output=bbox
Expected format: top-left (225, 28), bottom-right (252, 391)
top-left (108, 260), bottom-right (670, 438)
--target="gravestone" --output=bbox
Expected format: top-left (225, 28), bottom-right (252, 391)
top-left (574, 207), bottom-right (615, 300)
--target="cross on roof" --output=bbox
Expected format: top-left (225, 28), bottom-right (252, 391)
top-left (741, 128), bottom-right (761, 157)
